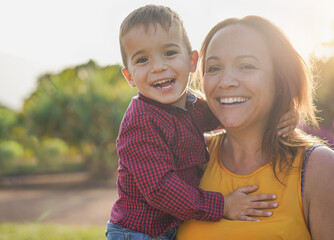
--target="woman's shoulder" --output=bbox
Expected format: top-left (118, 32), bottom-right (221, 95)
top-left (304, 145), bottom-right (334, 200)
top-left (303, 145), bottom-right (334, 238)
top-left (306, 145), bottom-right (334, 174)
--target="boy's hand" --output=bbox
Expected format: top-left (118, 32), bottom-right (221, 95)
top-left (277, 108), bottom-right (298, 138)
top-left (223, 185), bottom-right (278, 221)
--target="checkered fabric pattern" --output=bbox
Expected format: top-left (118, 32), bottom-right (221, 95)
top-left (110, 92), bottom-right (224, 237)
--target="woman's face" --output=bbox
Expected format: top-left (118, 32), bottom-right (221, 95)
top-left (203, 25), bottom-right (275, 132)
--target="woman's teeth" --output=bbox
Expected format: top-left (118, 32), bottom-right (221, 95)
top-left (219, 97), bottom-right (249, 104)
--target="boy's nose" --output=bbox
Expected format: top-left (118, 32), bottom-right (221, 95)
top-left (151, 59), bottom-right (168, 73)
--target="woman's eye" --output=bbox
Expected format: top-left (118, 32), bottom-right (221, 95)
top-left (207, 66), bottom-right (220, 72)
top-left (240, 64), bottom-right (256, 70)
top-left (136, 57), bottom-right (148, 64)
top-left (165, 50), bottom-right (177, 56)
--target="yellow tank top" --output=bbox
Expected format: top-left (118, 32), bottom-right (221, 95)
top-left (176, 133), bottom-right (311, 240)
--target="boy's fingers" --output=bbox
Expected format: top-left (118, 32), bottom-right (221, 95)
top-left (277, 126), bottom-right (292, 137)
top-left (239, 185), bottom-right (258, 194)
top-left (280, 111), bottom-right (293, 122)
top-left (277, 119), bottom-right (290, 129)
top-left (250, 193), bottom-right (276, 201)
top-left (245, 209), bottom-right (273, 217)
top-left (240, 215), bottom-right (260, 221)
top-left (250, 201), bottom-right (278, 209)
top-left (277, 117), bottom-right (295, 130)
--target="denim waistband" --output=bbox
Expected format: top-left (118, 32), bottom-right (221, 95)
top-left (106, 221), bottom-right (177, 240)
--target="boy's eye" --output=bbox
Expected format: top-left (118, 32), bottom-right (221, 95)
top-left (136, 57), bottom-right (148, 64)
top-left (165, 50), bottom-right (177, 57)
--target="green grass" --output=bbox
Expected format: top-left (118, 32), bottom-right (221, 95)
top-left (0, 223), bottom-right (106, 240)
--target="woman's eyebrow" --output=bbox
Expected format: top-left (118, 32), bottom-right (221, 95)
top-left (206, 56), bottom-right (219, 62)
top-left (236, 55), bottom-right (259, 61)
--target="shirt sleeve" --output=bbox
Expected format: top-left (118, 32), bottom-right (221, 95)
top-left (117, 114), bottom-right (224, 221)
top-left (192, 98), bottom-right (221, 133)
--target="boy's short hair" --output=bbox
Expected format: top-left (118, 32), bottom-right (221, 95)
top-left (119, 4), bottom-right (192, 69)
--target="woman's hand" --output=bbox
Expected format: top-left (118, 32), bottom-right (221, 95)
top-left (223, 185), bottom-right (278, 221)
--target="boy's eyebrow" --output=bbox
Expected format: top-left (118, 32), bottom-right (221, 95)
top-left (131, 49), bottom-right (145, 61)
top-left (130, 43), bottom-right (182, 61)
top-left (164, 43), bottom-right (181, 49)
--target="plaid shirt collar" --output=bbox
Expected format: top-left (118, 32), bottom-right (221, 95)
top-left (137, 91), bottom-right (197, 113)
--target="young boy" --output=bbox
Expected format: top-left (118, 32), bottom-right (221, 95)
top-left (107, 5), bottom-right (293, 239)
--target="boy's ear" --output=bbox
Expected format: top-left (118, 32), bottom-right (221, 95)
top-left (189, 50), bottom-right (199, 73)
top-left (122, 68), bottom-right (136, 88)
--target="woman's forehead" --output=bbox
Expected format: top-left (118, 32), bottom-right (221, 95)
top-left (206, 25), bottom-right (271, 61)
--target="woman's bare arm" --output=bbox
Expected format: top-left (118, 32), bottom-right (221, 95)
top-left (303, 146), bottom-right (334, 240)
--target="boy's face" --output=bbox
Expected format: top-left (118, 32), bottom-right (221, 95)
top-left (121, 23), bottom-right (198, 108)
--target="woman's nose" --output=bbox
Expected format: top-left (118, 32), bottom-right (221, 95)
top-left (218, 71), bottom-right (239, 88)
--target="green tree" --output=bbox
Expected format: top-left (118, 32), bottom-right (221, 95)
top-left (307, 55), bottom-right (334, 145)
top-left (312, 57), bottom-right (334, 128)
top-left (0, 106), bottom-right (19, 140)
top-left (23, 60), bottom-right (136, 178)
top-left (0, 140), bottom-right (24, 175)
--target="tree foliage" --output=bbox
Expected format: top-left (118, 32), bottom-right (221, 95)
top-left (307, 56), bottom-right (334, 144)
top-left (0, 106), bottom-right (19, 140)
top-left (22, 60), bottom-right (136, 178)
top-left (0, 140), bottom-right (24, 174)
top-left (312, 57), bottom-right (334, 127)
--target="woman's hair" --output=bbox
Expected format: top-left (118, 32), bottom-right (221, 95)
top-left (198, 16), bottom-right (324, 180)
top-left (119, 4), bottom-right (192, 69)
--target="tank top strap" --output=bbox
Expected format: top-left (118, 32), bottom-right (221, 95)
top-left (301, 145), bottom-right (323, 195)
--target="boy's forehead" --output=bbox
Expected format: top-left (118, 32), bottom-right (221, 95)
top-left (122, 22), bottom-right (184, 47)
top-left (128, 22), bottom-right (175, 35)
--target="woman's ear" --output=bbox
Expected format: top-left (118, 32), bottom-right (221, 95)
top-left (122, 68), bottom-right (136, 88)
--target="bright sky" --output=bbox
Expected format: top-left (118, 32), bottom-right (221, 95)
top-left (1, 0), bottom-right (334, 110)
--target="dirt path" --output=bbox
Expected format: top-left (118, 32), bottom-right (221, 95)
top-left (0, 173), bottom-right (118, 227)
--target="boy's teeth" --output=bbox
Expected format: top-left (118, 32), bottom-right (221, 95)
top-left (219, 97), bottom-right (249, 104)
top-left (154, 79), bottom-right (171, 85)
top-left (153, 79), bottom-right (174, 88)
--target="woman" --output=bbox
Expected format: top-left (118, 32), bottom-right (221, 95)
top-left (176, 16), bottom-right (334, 239)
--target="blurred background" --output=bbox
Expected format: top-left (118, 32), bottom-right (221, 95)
top-left (0, 0), bottom-right (333, 239)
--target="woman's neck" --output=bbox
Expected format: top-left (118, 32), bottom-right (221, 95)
top-left (221, 128), bottom-right (267, 175)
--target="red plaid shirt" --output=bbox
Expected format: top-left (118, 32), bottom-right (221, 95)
top-left (110, 92), bottom-right (224, 237)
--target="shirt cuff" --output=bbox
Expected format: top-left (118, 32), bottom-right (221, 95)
top-left (199, 191), bottom-right (224, 221)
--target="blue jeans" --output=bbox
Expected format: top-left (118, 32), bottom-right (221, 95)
top-left (105, 222), bottom-right (177, 240)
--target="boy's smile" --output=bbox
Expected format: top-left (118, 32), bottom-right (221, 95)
top-left (152, 78), bottom-right (175, 89)
top-left (121, 23), bottom-right (198, 108)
